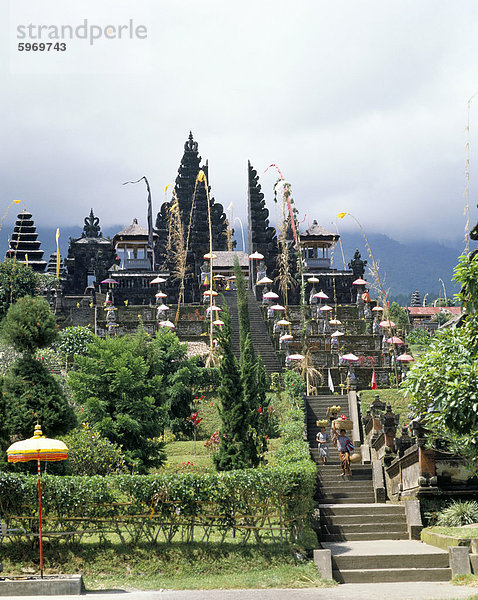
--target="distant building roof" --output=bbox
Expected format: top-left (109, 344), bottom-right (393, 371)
top-left (115, 219), bottom-right (149, 239)
top-left (407, 306), bottom-right (462, 316)
top-left (300, 220), bottom-right (339, 242)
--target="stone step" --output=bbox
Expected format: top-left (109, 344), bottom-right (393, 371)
top-left (324, 513), bottom-right (406, 525)
top-left (321, 531), bottom-right (409, 541)
top-left (318, 503), bottom-right (405, 515)
top-left (332, 567), bottom-right (451, 584)
top-left (321, 523), bottom-right (408, 534)
top-left (317, 496), bottom-right (376, 504)
top-left (332, 553), bottom-right (450, 570)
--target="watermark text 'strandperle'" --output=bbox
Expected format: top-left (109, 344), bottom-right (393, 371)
top-left (17, 19), bottom-right (147, 46)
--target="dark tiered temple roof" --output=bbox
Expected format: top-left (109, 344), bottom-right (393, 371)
top-left (115, 219), bottom-right (150, 240)
top-left (6, 209), bottom-right (46, 272)
top-left (301, 220), bottom-right (339, 242)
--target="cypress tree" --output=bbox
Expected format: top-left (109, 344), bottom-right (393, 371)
top-left (213, 310), bottom-right (250, 471)
top-left (240, 333), bottom-right (261, 467)
top-left (233, 256), bottom-right (250, 353)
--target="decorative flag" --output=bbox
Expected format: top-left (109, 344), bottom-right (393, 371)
top-left (145, 177), bottom-right (154, 252)
top-left (25, 254), bottom-right (28, 267)
top-left (337, 212), bottom-right (347, 219)
top-left (371, 369), bottom-right (377, 390)
top-left (55, 228), bottom-right (60, 278)
top-left (328, 368), bottom-right (335, 393)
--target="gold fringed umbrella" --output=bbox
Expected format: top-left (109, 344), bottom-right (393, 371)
top-left (6, 425), bottom-right (68, 579)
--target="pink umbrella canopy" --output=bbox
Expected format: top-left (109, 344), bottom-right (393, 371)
top-left (156, 304), bottom-right (169, 311)
top-left (372, 306), bottom-right (384, 312)
top-left (396, 353), bottom-right (414, 362)
top-left (380, 320), bottom-right (396, 328)
top-left (101, 278), bottom-right (118, 284)
top-left (352, 278), bottom-right (368, 285)
top-left (319, 304), bottom-right (333, 312)
top-left (263, 291), bottom-right (279, 299)
top-left (270, 304), bottom-right (286, 311)
top-left (314, 290), bottom-right (329, 299)
top-left (155, 292), bottom-right (167, 298)
top-left (203, 290), bottom-right (218, 296)
top-left (276, 319), bottom-right (291, 326)
top-left (387, 336), bottom-right (404, 344)
top-left (341, 353), bottom-right (359, 362)
top-left (279, 334), bottom-right (293, 341)
top-left (213, 319), bottom-right (225, 326)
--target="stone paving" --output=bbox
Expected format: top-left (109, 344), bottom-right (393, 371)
top-left (16, 582), bottom-right (478, 600)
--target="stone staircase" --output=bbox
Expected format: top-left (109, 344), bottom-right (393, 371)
top-left (308, 394), bottom-right (452, 582)
top-left (218, 290), bottom-right (281, 374)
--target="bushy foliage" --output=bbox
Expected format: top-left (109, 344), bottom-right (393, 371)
top-left (1, 296), bottom-right (57, 355)
top-left (53, 326), bottom-right (95, 367)
top-left (407, 327), bottom-right (433, 348)
top-left (61, 423), bottom-right (127, 476)
top-left (3, 356), bottom-right (76, 439)
top-left (0, 261), bottom-right (40, 318)
top-left (68, 330), bottom-right (167, 473)
top-left (403, 253), bottom-right (478, 464)
top-left (388, 301), bottom-right (411, 333)
top-left (282, 370), bottom-right (306, 407)
top-left (435, 500), bottom-right (478, 527)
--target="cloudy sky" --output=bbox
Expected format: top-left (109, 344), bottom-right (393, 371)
top-left (1, 0), bottom-right (478, 247)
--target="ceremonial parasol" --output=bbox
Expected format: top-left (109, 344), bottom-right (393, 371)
top-left (155, 292), bottom-right (167, 298)
top-left (213, 319), bottom-right (225, 326)
top-left (329, 319), bottom-right (342, 325)
top-left (159, 320), bottom-right (175, 328)
top-left (7, 425), bottom-right (68, 578)
top-left (287, 353), bottom-right (305, 361)
top-left (396, 353), bottom-right (414, 362)
top-left (270, 304), bottom-right (285, 311)
top-left (206, 305), bottom-right (222, 313)
top-left (156, 304), bottom-right (169, 311)
top-left (387, 336), bottom-right (404, 345)
top-left (248, 251), bottom-right (264, 260)
top-left (352, 278), bottom-right (368, 285)
top-left (100, 278), bottom-right (118, 285)
top-left (372, 306), bottom-right (384, 312)
top-left (263, 291), bottom-right (279, 299)
top-left (257, 276), bottom-right (273, 285)
top-left (380, 320), bottom-right (396, 328)
top-left (319, 304), bottom-right (333, 312)
top-left (313, 290), bottom-right (329, 299)
top-left (203, 290), bottom-right (218, 297)
top-left (150, 276), bottom-right (166, 284)
top-left (203, 252), bottom-right (217, 260)
top-left (279, 334), bottom-right (293, 341)
top-left (341, 353), bottom-right (359, 362)
top-left (331, 330), bottom-right (344, 337)
top-left (276, 319), bottom-right (291, 326)
top-left (213, 274), bottom-right (225, 280)
top-left (307, 276), bottom-right (321, 283)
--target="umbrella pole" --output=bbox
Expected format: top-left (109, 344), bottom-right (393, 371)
top-left (37, 454), bottom-right (43, 579)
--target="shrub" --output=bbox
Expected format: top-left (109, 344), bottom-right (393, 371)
top-left (435, 500), bottom-right (478, 527)
top-left (61, 423), bottom-right (127, 476)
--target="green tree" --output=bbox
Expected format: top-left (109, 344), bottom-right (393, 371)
top-left (53, 326), bottom-right (95, 369)
top-left (213, 311), bottom-right (250, 471)
top-left (402, 253), bottom-right (478, 464)
top-left (1, 296), bottom-right (75, 440)
top-left (3, 356), bottom-right (76, 438)
top-left (233, 256), bottom-right (250, 353)
top-left (2, 296), bottom-right (57, 355)
top-left (239, 333), bottom-right (263, 466)
top-left (68, 331), bottom-right (167, 472)
top-left (0, 261), bottom-right (40, 319)
top-left (388, 301), bottom-right (410, 334)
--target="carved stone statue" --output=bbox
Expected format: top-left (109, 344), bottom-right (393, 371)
top-left (348, 249), bottom-right (367, 279)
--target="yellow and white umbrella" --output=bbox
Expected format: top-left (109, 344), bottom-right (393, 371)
top-left (7, 425), bottom-right (68, 579)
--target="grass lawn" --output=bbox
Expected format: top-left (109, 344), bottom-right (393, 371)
top-left (158, 438), bottom-right (282, 473)
top-left (2, 540), bottom-right (335, 590)
top-left (359, 388), bottom-right (409, 425)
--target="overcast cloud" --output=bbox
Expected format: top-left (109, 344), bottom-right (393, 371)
top-left (1, 0), bottom-right (478, 246)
